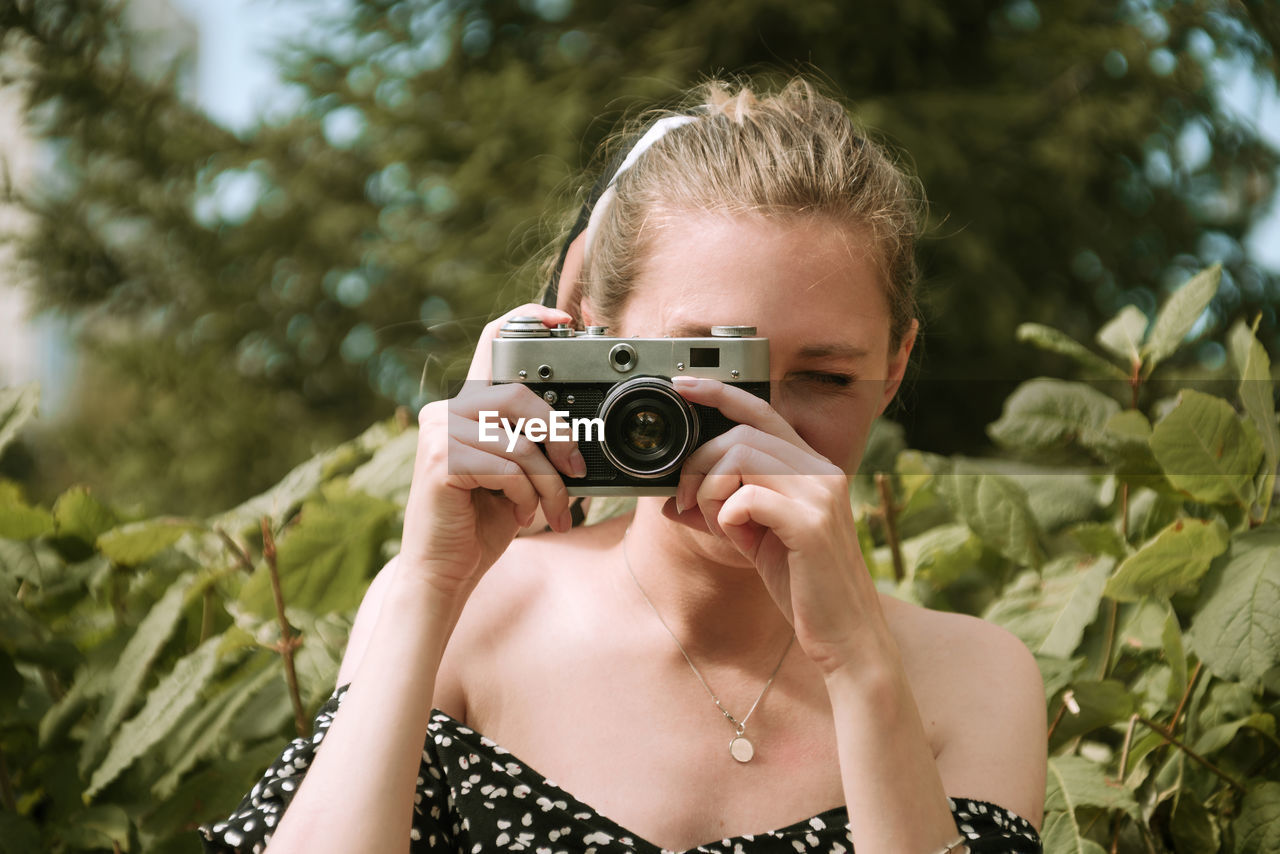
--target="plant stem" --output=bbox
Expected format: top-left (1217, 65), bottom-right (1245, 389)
top-left (1047, 698), bottom-right (1068, 741)
top-left (874, 473), bottom-right (905, 583)
top-left (1170, 660), bottom-right (1201, 733)
top-left (261, 517), bottom-right (309, 738)
top-left (1097, 599), bottom-right (1118, 679)
top-left (1116, 713), bottom-right (1139, 785)
top-left (215, 527), bottom-right (256, 574)
top-left (1120, 482), bottom-right (1130, 541)
top-left (199, 586), bottom-right (215, 645)
top-left (1135, 715), bottom-right (1244, 792)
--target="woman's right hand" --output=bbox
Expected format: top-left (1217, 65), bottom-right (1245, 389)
top-left (398, 304), bottom-right (585, 605)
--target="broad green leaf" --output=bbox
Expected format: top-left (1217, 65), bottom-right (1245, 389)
top-left (1162, 608), bottom-right (1188, 704)
top-left (348, 427), bottom-right (418, 503)
top-left (1142, 264), bottom-right (1221, 374)
top-left (1170, 793), bottom-right (1217, 854)
top-left (1066, 521), bottom-right (1129, 559)
top-left (1103, 517), bottom-right (1229, 602)
top-left (987, 379), bottom-right (1120, 452)
top-left (84, 636), bottom-right (221, 800)
top-left (236, 485), bottom-right (397, 619)
top-left (942, 462), bottom-right (1043, 567)
top-left (0, 480), bottom-right (54, 540)
top-left (49, 805), bottom-right (131, 852)
top-left (152, 656), bottom-right (279, 799)
top-left (1013, 472), bottom-right (1100, 532)
top-left (80, 573), bottom-right (197, 775)
top-left (0, 384), bottom-right (39, 458)
top-left (1150, 390), bottom-right (1263, 507)
top-left (211, 419), bottom-right (397, 537)
top-left (1087, 410), bottom-right (1164, 478)
top-left (1096, 305), bottom-right (1148, 366)
top-left (39, 668), bottom-right (109, 748)
top-left (1051, 680), bottom-right (1137, 742)
top-left (1192, 712), bottom-right (1274, 757)
top-left (1042, 755), bottom-right (1140, 854)
top-left (984, 555), bottom-right (1111, 657)
top-left (0, 812), bottom-right (41, 854)
top-left (1234, 781), bottom-right (1280, 854)
top-left (899, 523), bottom-right (982, 586)
top-left (1229, 320), bottom-right (1279, 522)
top-left (1015, 323), bottom-right (1128, 379)
top-left (1189, 527), bottom-right (1280, 689)
top-left (51, 486), bottom-right (119, 555)
top-left (97, 517), bottom-right (203, 565)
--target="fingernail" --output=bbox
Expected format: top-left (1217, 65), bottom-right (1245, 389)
top-left (671, 376), bottom-right (700, 387)
top-left (569, 448), bottom-right (587, 478)
top-left (675, 494), bottom-right (687, 514)
top-left (559, 509), bottom-right (574, 532)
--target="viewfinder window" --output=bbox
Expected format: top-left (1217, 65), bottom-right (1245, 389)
top-left (689, 347), bottom-right (719, 368)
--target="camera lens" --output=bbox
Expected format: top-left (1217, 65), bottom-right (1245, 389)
top-left (598, 377), bottom-right (698, 478)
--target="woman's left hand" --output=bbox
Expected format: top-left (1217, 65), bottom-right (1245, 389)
top-left (668, 375), bottom-right (889, 676)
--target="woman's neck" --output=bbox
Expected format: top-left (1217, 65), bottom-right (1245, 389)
top-left (613, 501), bottom-right (795, 666)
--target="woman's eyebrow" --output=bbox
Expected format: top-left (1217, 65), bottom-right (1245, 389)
top-left (796, 343), bottom-right (870, 360)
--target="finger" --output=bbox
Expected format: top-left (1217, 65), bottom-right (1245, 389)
top-left (676, 424), bottom-right (817, 514)
top-left (434, 443), bottom-right (541, 526)
top-left (449, 411), bottom-right (576, 532)
top-left (449, 383), bottom-right (587, 481)
top-left (718, 483), bottom-right (798, 553)
top-left (466, 304), bottom-right (574, 384)
top-left (694, 445), bottom-right (792, 538)
top-left (671, 376), bottom-right (806, 447)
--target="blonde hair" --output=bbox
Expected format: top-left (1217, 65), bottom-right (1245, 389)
top-left (555, 76), bottom-right (923, 350)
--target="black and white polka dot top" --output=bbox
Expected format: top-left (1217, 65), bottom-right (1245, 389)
top-left (198, 683), bottom-right (1042, 854)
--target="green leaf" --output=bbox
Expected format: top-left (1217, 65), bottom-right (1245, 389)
top-left (49, 805), bottom-right (132, 852)
top-left (1192, 712), bottom-right (1274, 757)
top-left (236, 485), bottom-right (397, 619)
top-left (1234, 781), bottom-right (1280, 854)
top-left (80, 573), bottom-right (197, 775)
top-left (899, 523), bottom-right (983, 587)
top-left (211, 419), bottom-right (397, 537)
top-left (1150, 390), bottom-right (1263, 507)
top-left (1162, 608), bottom-right (1188, 704)
top-left (984, 555), bottom-right (1112, 657)
top-left (152, 655), bottom-right (279, 799)
top-left (348, 427), bottom-right (417, 503)
top-left (1066, 521), bottom-right (1129, 559)
top-left (96, 517), bottom-right (202, 565)
top-left (84, 635), bottom-right (221, 800)
top-left (942, 461), bottom-right (1044, 567)
top-left (51, 486), bottom-right (119, 559)
top-left (1015, 323), bottom-right (1128, 379)
top-left (987, 379), bottom-right (1121, 452)
top-left (1103, 517), bottom-right (1229, 602)
top-left (1229, 320), bottom-right (1279, 522)
top-left (1170, 793), bottom-right (1218, 854)
top-left (1096, 305), bottom-right (1148, 366)
top-left (0, 812), bottom-right (41, 854)
top-left (1042, 755), bottom-right (1140, 854)
top-left (1142, 264), bottom-right (1221, 374)
top-left (0, 383), bottom-right (39, 458)
top-left (1052, 680), bottom-right (1137, 742)
top-left (1189, 527), bottom-right (1280, 689)
top-left (0, 480), bottom-right (54, 540)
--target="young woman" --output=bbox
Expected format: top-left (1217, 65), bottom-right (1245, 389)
top-left (200, 77), bottom-right (1047, 854)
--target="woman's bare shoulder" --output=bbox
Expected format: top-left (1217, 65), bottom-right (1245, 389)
top-left (435, 515), bottom-right (631, 718)
top-left (881, 594), bottom-right (1048, 828)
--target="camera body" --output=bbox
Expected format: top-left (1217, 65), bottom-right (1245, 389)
top-left (491, 317), bottom-right (770, 495)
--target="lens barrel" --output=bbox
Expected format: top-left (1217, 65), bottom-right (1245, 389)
top-left (598, 377), bottom-right (698, 478)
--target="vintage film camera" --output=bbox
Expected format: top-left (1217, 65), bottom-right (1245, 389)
top-left (491, 317), bottom-right (770, 495)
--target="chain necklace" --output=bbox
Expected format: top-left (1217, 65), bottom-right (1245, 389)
top-left (621, 527), bottom-right (795, 763)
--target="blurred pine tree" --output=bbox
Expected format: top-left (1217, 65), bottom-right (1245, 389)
top-left (2, 0), bottom-right (1277, 514)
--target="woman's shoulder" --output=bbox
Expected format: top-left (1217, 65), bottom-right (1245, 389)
top-left (881, 594), bottom-right (1048, 828)
top-left (436, 515), bottom-right (630, 716)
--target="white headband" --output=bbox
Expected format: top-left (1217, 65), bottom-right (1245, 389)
top-left (581, 114), bottom-right (698, 266)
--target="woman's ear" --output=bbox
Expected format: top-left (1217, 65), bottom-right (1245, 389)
top-left (878, 318), bottom-right (918, 416)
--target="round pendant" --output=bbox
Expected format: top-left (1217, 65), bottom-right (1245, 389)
top-left (729, 735), bottom-right (755, 763)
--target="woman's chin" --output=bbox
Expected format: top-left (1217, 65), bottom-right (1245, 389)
top-left (658, 498), bottom-right (753, 562)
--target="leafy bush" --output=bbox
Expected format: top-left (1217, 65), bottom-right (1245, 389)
top-left (0, 265), bottom-right (1276, 853)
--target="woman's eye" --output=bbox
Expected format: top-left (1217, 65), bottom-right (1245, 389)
top-left (801, 372), bottom-right (855, 387)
